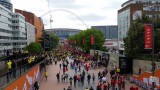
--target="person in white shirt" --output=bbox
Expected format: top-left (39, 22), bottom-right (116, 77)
top-left (102, 76), bottom-right (107, 84)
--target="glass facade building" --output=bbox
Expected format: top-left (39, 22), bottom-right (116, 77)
top-left (0, 0), bottom-right (12, 11)
top-left (91, 25), bottom-right (118, 39)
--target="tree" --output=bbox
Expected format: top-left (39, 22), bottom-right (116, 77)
top-left (49, 33), bottom-right (59, 49)
top-left (68, 28), bottom-right (105, 52)
top-left (124, 14), bottom-right (160, 58)
top-left (26, 42), bottom-right (44, 54)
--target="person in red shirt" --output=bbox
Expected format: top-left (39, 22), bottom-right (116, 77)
top-left (103, 83), bottom-right (108, 90)
top-left (111, 78), bottom-right (116, 90)
top-left (78, 64), bottom-right (81, 72)
top-left (134, 85), bottom-right (138, 90)
top-left (130, 86), bottom-right (135, 90)
top-left (98, 81), bottom-right (102, 89)
top-left (118, 79), bottom-right (122, 90)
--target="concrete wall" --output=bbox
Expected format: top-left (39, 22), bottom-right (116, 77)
top-left (133, 59), bottom-right (160, 74)
top-left (108, 53), bottom-right (119, 70)
top-left (90, 49), bottom-right (119, 70)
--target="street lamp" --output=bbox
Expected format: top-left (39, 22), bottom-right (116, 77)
top-left (151, 6), bottom-right (155, 90)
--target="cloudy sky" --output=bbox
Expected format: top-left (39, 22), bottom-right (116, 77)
top-left (12, 0), bottom-right (126, 30)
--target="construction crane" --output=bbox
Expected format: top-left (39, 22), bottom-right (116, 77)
top-left (47, 0), bottom-right (53, 29)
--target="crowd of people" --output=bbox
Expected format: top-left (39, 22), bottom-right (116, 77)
top-left (33, 45), bottom-right (140, 90)
top-left (5, 45), bottom-right (139, 90)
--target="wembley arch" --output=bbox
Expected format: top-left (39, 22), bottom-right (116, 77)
top-left (41, 9), bottom-right (88, 29)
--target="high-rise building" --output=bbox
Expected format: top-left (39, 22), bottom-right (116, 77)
top-left (0, 0), bottom-right (12, 11)
top-left (0, 4), bottom-right (27, 56)
top-left (91, 25), bottom-right (118, 39)
top-left (118, 0), bottom-right (160, 54)
top-left (15, 9), bottom-right (44, 42)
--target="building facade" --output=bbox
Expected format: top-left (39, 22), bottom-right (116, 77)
top-left (118, 0), bottom-right (160, 54)
top-left (26, 22), bottom-right (35, 45)
top-left (91, 25), bottom-right (118, 39)
top-left (103, 39), bottom-right (118, 53)
top-left (12, 13), bottom-right (27, 50)
top-left (0, 0), bottom-right (12, 11)
top-left (15, 9), bottom-right (44, 42)
top-left (0, 4), bottom-right (12, 55)
top-left (45, 28), bottom-right (81, 43)
top-left (0, 4), bottom-right (27, 56)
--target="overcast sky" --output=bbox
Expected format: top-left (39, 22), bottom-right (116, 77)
top-left (12, 0), bottom-right (126, 30)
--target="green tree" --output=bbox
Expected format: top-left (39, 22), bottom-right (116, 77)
top-left (68, 28), bottom-right (105, 52)
top-left (124, 14), bottom-right (160, 58)
top-left (26, 42), bottom-right (44, 54)
top-left (49, 33), bottom-right (59, 49)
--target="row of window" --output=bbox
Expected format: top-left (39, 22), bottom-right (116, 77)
top-left (0, 4), bottom-right (12, 16)
top-left (12, 20), bottom-right (19, 23)
top-left (12, 37), bottom-right (27, 40)
top-left (143, 6), bottom-right (160, 11)
top-left (0, 36), bottom-right (27, 40)
top-left (0, 42), bottom-right (26, 46)
top-left (136, 1), bottom-right (160, 4)
top-left (0, 28), bottom-right (26, 34)
top-left (13, 43), bottom-right (26, 45)
top-left (0, 28), bottom-right (12, 34)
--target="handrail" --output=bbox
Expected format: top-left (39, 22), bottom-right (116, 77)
top-left (0, 56), bottom-right (47, 87)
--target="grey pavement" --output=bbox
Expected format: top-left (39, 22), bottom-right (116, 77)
top-left (39, 58), bottom-right (144, 90)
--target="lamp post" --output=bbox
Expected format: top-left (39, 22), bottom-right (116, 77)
top-left (151, 6), bottom-right (155, 90)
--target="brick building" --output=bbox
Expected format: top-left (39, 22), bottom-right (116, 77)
top-left (15, 9), bottom-right (44, 42)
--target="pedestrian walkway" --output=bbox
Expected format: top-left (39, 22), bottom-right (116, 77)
top-left (39, 58), bottom-right (143, 90)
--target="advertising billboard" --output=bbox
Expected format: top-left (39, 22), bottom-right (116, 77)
top-left (4, 65), bottom-right (40, 90)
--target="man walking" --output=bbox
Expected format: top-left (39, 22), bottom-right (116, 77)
top-left (56, 72), bottom-right (60, 82)
top-left (73, 74), bottom-right (77, 87)
top-left (12, 60), bottom-right (16, 77)
top-left (69, 76), bottom-right (73, 86)
top-left (34, 81), bottom-right (39, 90)
top-left (87, 74), bottom-right (91, 85)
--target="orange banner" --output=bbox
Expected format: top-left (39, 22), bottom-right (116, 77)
top-left (5, 65), bottom-right (40, 90)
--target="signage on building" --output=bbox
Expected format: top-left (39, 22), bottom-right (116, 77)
top-left (144, 24), bottom-right (152, 49)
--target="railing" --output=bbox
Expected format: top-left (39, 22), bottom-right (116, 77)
top-left (0, 56), bottom-right (47, 87)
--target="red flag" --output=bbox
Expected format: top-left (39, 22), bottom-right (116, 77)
top-left (82, 37), bottom-right (85, 45)
top-left (91, 35), bottom-right (94, 45)
top-left (144, 24), bottom-right (152, 49)
top-left (74, 40), bottom-right (76, 44)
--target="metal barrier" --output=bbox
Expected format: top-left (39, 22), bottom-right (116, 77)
top-left (0, 56), bottom-right (46, 87)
